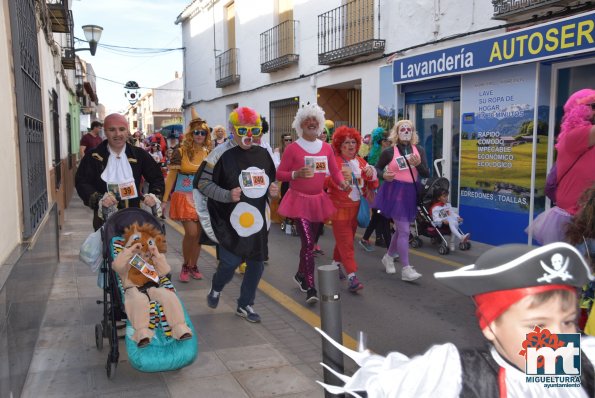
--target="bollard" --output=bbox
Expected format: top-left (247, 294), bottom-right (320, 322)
top-left (317, 264), bottom-right (344, 398)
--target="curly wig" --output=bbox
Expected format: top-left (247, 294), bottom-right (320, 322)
top-left (557, 89), bottom-right (595, 146)
top-left (566, 182), bottom-right (595, 246)
top-left (389, 119), bottom-right (419, 145)
top-left (367, 127), bottom-right (387, 166)
top-left (332, 126), bottom-right (362, 155)
top-left (228, 107), bottom-right (262, 132)
top-left (291, 103), bottom-right (326, 137)
top-left (183, 114), bottom-right (211, 159)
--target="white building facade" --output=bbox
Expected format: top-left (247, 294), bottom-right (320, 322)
top-left (176, 0), bottom-right (595, 245)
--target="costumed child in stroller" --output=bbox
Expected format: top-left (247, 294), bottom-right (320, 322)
top-left (112, 222), bottom-right (193, 347)
top-left (429, 187), bottom-right (470, 251)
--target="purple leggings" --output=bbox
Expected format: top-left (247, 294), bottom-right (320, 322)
top-left (294, 218), bottom-right (321, 289)
top-left (387, 220), bottom-right (410, 267)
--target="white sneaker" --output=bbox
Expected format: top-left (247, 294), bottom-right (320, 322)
top-left (401, 265), bottom-right (422, 282)
top-left (449, 244), bottom-right (455, 251)
top-left (382, 254), bottom-right (396, 274)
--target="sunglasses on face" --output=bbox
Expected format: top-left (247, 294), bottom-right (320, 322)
top-left (235, 126), bottom-right (262, 136)
top-left (284, 138), bottom-right (292, 142)
top-left (193, 130), bottom-right (208, 136)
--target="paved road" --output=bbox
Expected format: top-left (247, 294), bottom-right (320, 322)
top-left (199, 221), bottom-right (489, 358)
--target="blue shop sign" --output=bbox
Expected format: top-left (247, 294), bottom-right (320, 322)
top-left (393, 11), bottom-right (595, 84)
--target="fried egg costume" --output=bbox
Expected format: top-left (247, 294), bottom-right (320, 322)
top-left (316, 243), bottom-right (595, 398)
top-left (194, 142), bottom-right (275, 259)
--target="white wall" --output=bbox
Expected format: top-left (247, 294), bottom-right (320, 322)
top-left (0, 1), bottom-right (23, 261)
top-left (181, 0), bottom-right (502, 137)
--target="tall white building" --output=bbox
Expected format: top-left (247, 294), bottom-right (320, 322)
top-left (176, 0), bottom-right (595, 245)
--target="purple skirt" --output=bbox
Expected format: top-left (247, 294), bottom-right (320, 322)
top-left (525, 206), bottom-right (572, 245)
top-left (373, 180), bottom-right (417, 222)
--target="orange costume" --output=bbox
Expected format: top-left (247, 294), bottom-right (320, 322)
top-left (163, 145), bottom-right (209, 221)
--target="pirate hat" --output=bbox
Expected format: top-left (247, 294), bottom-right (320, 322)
top-left (434, 242), bottom-right (593, 297)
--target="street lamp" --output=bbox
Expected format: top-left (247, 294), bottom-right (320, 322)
top-left (75, 25), bottom-right (103, 56)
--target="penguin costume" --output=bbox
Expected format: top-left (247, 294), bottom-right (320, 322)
top-left (315, 242), bottom-right (595, 398)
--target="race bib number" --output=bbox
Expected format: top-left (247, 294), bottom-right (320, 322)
top-left (129, 254), bottom-right (159, 283)
top-left (305, 156), bottom-right (328, 173)
top-left (241, 170), bottom-right (267, 189)
top-left (118, 180), bottom-right (138, 200)
top-left (394, 156), bottom-right (408, 171)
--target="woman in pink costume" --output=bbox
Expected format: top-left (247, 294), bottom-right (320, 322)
top-left (277, 104), bottom-right (349, 304)
top-left (326, 126), bottom-right (378, 293)
top-left (530, 88), bottom-right (595, 244)
top-left (374, 120), bottom-right (429, 282)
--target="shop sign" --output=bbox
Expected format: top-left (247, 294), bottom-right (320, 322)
top-left (393, 11), bottom-right (595, 84)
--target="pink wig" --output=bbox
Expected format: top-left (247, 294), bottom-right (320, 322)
top-left (557, 88), bottom-right (595, 145)
top-left (228, 107), bottom-right (261, 132)
top-left (332, 126), bottom-right (362, 155)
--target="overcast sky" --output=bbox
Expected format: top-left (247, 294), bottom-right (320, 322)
top-left (71, 0), bottom-right (190, 114)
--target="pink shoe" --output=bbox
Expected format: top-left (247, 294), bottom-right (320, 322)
top-left (179, 265), bottom-right (190, 283)
top-left (189, 265), bottom-right (203, 280)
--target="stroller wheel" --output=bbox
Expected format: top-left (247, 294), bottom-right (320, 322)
top-left (410, 237), bottom-right (423, 248)
top-left (95, 323), bottom-right (104, 351)
top-left (459, 241), bottom-right (471, 251)
top-left (106, 356), bottom-right (117, 379)
top-left (438, 245), bottom-right (450, 255)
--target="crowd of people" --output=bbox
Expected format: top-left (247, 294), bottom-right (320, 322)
top-left (74, 89), bottom-right (595, 395)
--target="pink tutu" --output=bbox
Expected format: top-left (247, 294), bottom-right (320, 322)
top-left (525, 206), bottom-right (572, 245)
top-left (278, 189), bottom-right (337, 222)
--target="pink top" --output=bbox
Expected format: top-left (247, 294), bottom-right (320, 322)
top-left (555, 124), bottom-right (595, 215)
top-left (387, 145), bottom-right (419, 182)
top-left (276, 141), bottom-right (344, 193)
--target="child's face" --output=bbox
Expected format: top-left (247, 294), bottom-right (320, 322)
top-left (440, 192), bottom-right (449, 202)
top-left (481, 293), bottom-right (577, 371)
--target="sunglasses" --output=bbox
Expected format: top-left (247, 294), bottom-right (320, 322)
top-left (235, 126), bottom-right (262, 136)
top-left (193, 130), bottom-right (208, 136)
top-left (284, 138), bottom-right (293, 142)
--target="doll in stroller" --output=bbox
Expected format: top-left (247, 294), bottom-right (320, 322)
top-left (95, 207), bottom-right (197, 378)
top-left (409, 177), bottom-right (471, 255)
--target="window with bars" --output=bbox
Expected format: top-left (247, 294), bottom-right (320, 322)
top-left (269, 97), bottom-right (299, 148)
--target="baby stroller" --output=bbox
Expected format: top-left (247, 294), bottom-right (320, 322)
top-left (95, 207), bottom-right (198, 378)
top-left (410, 177), bottom-right (471, 255)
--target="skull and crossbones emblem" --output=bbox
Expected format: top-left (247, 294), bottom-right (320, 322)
top-left (536, 253), bottom-right (573, 283)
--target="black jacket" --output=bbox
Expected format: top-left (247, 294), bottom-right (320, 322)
top-left (75, 141), bottom-right (165, 213)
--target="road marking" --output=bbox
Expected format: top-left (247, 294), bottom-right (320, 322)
top-left (165, 219), bottom-right (358, 350)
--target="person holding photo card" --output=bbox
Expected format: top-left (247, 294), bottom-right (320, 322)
top-left (325, 126), bottom-right (378, 293)
top-left (277, 104), bottom-right (349, 304)
top-left (374, 120), bottom-right (429, 282)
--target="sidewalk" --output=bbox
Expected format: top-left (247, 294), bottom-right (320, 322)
top-left (20, 198), bottom-right (326, 398)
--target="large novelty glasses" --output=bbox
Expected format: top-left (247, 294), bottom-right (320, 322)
top-left (234, 126), bottom-right (262, 136)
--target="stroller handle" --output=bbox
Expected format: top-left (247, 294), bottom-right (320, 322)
top-left (101, 204), bottom-right (159, 221)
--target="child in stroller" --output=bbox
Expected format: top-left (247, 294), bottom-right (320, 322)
top-left (429, 187), bottom-right (470, 251)
top-left (96, 207), bottom-right (197, 379)
top-left (410, 177), bottom-right (471, 255)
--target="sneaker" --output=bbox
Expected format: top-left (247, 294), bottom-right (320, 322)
top-left (348, 275), bottom-right (364, 292)
top-left (189, 265), bottom-right (203, 280)
top-left (313, 245), bottom-right (325, 256)
top-left (401, 265), bottom-right (422, 282)
top-left (331, 260), bottom-right (346, 280)
top-left (293, 273), bottom-right (308, 293)
top-left (236, 305), bottom-right (261, 323)
top-left (449, 244), bottom-right (456, 252)
top-left (382, 254), bottom-right (396, 274)
top-left (207, 289), bottom-right (220, 309)
top-left (358, 239), bottom-right (374, 252)
top-left (306, 288), bottom-right (319, 304)
top-left (179, 265), bottom-right (190, 283)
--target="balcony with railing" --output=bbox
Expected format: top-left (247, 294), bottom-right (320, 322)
top-left (215, 48), bottom-right (240, 88)
top-left (318, 0), bottom-right (385, 65)
top-left (61, 11), bottom-right (75, 69)
top-left (47, 0), bottom-right (70, 33)
top-left (260, 20), bottom-right (299, 73)
top-left (492, 0), bottom-right (578, 20)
